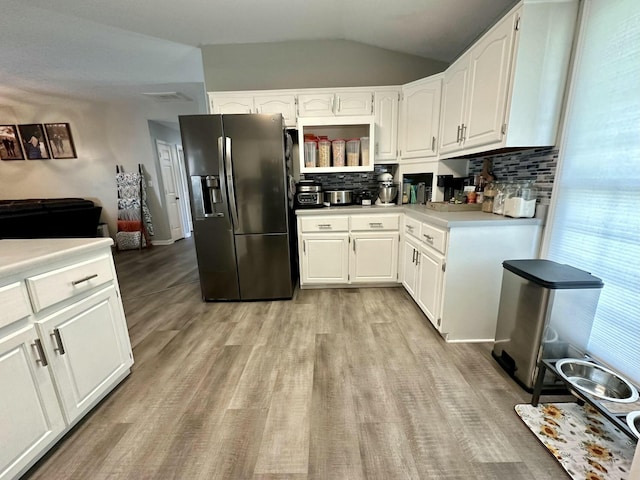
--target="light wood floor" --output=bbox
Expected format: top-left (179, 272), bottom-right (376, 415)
top-left (25, 237), bottom-right (568, 479)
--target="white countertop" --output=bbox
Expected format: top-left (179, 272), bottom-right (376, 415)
top-left (295, 204), bottom-right (404, 215)
top-left (0, 238), bottom-right (113, 278)
top-left (296, 204), bottom-right (544, 228)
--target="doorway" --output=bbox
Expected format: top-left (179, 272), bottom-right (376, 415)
top-left (156, 140), bottom-right (186, 242)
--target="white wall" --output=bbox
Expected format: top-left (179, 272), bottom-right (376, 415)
top-left (0, 96), bottom-right (202, 241)
top-left (202, 39), bottom-right (448, 91)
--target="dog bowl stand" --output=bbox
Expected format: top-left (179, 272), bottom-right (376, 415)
top-left (531, 358), bottom-right (638, 440)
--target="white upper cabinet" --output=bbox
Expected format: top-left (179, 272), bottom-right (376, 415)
top-left (374, 89), bottom-right (400, 162)
top-left (297, 93), bottom-right (335, 117)
top-left (400, 75), bottom-right (442, 160)
top-left (254, 94), bottom-right (297, 126)
top-left (335, 91), bottom-right (374, 116)
top-left (464, 12), bottom-right (517, 149)
top-left (209, 92), bottom-right (297, 127)
top-left (439, 0), bottom-right (578, 158)
top-left (298, 90), bottom-right (373, 117)
top-left (440, 57), bottom-right (469, 155)
top-left (440, 11), bottom-right (516, 155)
top-left (209, 94), bottom-right (254, 114)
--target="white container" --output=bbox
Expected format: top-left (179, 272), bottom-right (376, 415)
top-left (360, 136), bottom-right (370, 166)
top-left (332, 139), bottom-right (345, 167)
top-left (318, 140), bottom-right (331, 167)
top-left (346, 139), bottom-right (360, 167)
top-left (504, 197), bottom-right (536, 218)
top-left (304, 141), bottom-right (317, 168)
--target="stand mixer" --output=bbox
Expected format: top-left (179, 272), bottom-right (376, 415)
top-left (376, 173), bottom-right (398, 205)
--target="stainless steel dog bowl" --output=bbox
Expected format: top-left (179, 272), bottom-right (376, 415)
top-left (555, 358), bottom-right (639, 403)
top-left (627, 411), bottom-right (640, 439)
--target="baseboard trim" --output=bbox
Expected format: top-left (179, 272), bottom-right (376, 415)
top-left (151, 239), bottom-right (174, 246)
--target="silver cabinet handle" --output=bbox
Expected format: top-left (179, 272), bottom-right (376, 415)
top-left (303, 240), bottom-right (306, 254)
top-left (412, 248), bottom-right (416, 263)
top-left (406, 225), bottom-right (414, 232)
top-left (338, 96), bottom-right (341, 112)
top-left (456, 125), bottom-right (461, 143)
top-left (461, 124), bottom-right (466, 142)
top-left (72, 273), bottom-right (98, 286)
top-left (432, 136), bottom-right (436, 151)
top-left (51, 328), bottom-right (65, 355)
top-left (330, 96), bottom-right (335, 113)
top-left (353, 238), bottom-right (356, 252)
top-left (32, 339), bottom-right (48, 367)
top-left (369, 222), bottom-right (383, 228)
top-left (423, 234), bottom-right (434, 242)
top-left (318, 224), bottom-right (332, 230)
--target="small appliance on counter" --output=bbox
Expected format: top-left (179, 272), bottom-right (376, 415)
top-left (354, 189), bottom-right (372, 206)
top-left (295, 179), bottom-right (324, 208)
top-left (325, 190), bottom-right (353, 206)
top-left (437, 175), bottom-right (472, 202)
top-left (376, 173), bottom-right (398, 205)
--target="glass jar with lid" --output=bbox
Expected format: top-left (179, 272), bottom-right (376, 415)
top-left (504, 180), bottom-right (537, 218)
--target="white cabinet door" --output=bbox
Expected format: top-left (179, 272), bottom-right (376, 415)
top-left (37, 285), bottom-right (133, 423)
top-left (209, 94), bottom-right (255, 114)
top-left (297, 93), bottom-right (335, 117)
top-left (464, 11), bottom-right (517, 149)
top-left (439, 54), bottom-right (469, 155)
top-left (335, 91), bottom-right (373, 116)
top-left (0, 326), bottom-right (65, 480)
top-left (300, 233), bottom-right (349, 284)
top-left (374, 90), bottom-right (400, 162)
top-left (416, 246), bottom-right (444, 331)
top-left (401, 238), bottom-right (420, 298)
top-left (350, 232), bottom-right (399, 283)
top-left (254, 94), bottom-right (297, 127)
top-left (400, 76), bottom-right (442, 159)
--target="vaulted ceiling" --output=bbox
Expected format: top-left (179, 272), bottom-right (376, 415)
top-left (0, 0), bottom-right (517, 104)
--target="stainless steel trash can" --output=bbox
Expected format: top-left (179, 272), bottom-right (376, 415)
top-left (492, 259), bottom-right (604, 390)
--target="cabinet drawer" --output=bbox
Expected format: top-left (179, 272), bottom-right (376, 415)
top-left (350, 214), bottom-right (399, 231)
top-left (420, 223), bottom-right (447, 254)
top-left (26, 256), bottom-right (114, 312)
top-left (300, 216), bottom-right (349, 233)
top-left (404, 216), bottom-right (421, 239)
top-left (0, 282), bottom-right (32, 329)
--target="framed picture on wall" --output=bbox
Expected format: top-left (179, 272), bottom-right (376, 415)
top-left (18, 124), bottom-right (50, 159)
top-left (44, 123), bottom-right (77, 159)
top-left (0, 125), bottom-right (25, 160)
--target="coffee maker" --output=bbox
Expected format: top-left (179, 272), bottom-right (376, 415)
top-left (437, 175), bottom-right (471, 202)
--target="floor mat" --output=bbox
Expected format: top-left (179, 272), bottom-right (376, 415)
top-left (515, 402), bottom-right (637, 480)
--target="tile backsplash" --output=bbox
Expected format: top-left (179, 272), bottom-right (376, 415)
top-left (468, 147), bottom-right (558, 205)
top-left (303, 165), bottom-right (394, 195)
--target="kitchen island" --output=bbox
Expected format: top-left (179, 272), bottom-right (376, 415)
top-left (296, 206), bottom-right (543, 342)
top-left (0, 238), bottom-right (133, 480)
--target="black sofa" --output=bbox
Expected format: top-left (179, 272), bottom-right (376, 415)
top-left (0, 198), bottom-right (102, 239)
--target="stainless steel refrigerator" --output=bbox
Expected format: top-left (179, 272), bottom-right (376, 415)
top-left (179, 114), bottom-right (294, 301)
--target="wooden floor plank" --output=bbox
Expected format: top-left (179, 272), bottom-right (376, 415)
top-left (23, 238), bottom-right (570, 480)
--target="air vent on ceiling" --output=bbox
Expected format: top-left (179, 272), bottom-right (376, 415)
top-left (142, 92), bottom-right (192, 102)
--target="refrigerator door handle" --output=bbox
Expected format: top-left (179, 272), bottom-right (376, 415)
top-left (222, 136), bottom-right (240, 228)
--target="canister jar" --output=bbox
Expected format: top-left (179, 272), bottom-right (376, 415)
top-left (332, 139), bottom-right (345, 167)
top-left (318, 140), bottom-right (331, 167)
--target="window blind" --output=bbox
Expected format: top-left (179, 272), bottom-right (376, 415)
top-left (545, 0), bottom-right (640, 384)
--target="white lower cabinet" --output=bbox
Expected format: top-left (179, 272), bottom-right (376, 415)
top-left (401, 213), bottom-right (542, 341)
top-left (0, 326), bottom-right (65, 480)
top-left (0, 239), bottom-right (133, 480)
top-left (350, 232), bottom-right (398, 283)
top-left (416, 246), bottom-right (444, 330)
top-left (37, 285), bottom-right (132, 423)
top-left (401, 237), bottom-right (420, 298)
top-left (298, 213), bottom-right (400, 287)
top-left (300, 233), bottom-right (350, 285)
